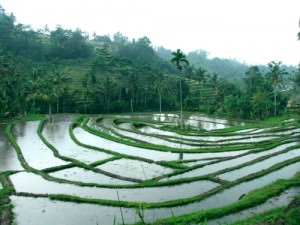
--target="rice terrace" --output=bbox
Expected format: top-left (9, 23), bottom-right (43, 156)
top-left (1, 113), bottom-right (300, 225)
top-left (1, 0), bottom-right (300, 224)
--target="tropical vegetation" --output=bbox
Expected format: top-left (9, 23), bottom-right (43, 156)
top-left (0, 4), bottom-right (299, 121)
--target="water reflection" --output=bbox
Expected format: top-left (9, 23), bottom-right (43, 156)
top-left (208, 187), bottom-right (300, 225)
top-left (13, 121), bottom-right (67, 169)
top-left (151, 113), bottom-right (244, 130)
top-left (0, 124), bottom-right (23, 171)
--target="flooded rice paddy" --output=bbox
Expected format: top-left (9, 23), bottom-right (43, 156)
top-left (12, 121), bottom-right (67, 169)
top-left (0, 124), bottom-right (23, 171)
top-left (0, 113), bottom-right (299, 225)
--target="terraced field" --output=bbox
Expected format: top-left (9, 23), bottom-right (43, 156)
top-left (0, 113), bottom-right (300, 225)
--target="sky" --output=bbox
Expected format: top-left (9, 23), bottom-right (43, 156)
top-left (1, 0), bottom-right (300, 65)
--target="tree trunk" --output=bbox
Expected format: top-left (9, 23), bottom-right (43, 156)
top-left (274, 90), bottom-right (277, 116)
top-left (159, 93), bottom-right (162, 113)
top-left (119, 87), bottom-right (122, 103)
top-left (33, 98), bottom-right (36, 113)
top-left (144, 89), bottom-right (147, 109)
top-left (106, 77), bottom-right (110, 113)
top-left (48, 103), bottom-right (53, 123)
top-left (179, 78), bottom-right (183, 129)
top-left (130, 98), bottom-right (133, 113)
top-left (56, 97), bottom-right (59, 113)
top-left (62, 98), bottom-right (65, 113)
top-left (107, 97), bottom-right (110, 114)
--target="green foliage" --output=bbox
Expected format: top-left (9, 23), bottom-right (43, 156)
top-left (186, 50), bottom-right (249, 81)
top-left (23, 114), bottom-right (45, 121)
top-left (228, 195), bottom-right (300, 225)
top-left (0, 4), bottom-right (298, 120)
top-left (50, 26), bottom-right (92, 59)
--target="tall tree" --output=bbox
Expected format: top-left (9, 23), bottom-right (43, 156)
top-left (90, 45), bottom-right (118, 113)
top-left (171, 49), bottom-right (189, 129)
top-left (50, 26), bottom-right (91, 59)
top-left (0, 53), bottom-right (20, 117)
top-left (51, 65), bottom-right (71, 113)
top-left (153, 72), bottom-right (168, 113)
top-left (265, 61), bottom-right (287, 116)
top-left (244, 66), bottom-right (264, 95)
top-left (26, 65), bottom-right (65, 123)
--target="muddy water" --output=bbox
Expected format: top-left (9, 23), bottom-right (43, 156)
top-left (11, 162), bottom-right (299, 225)
top-left (0, 123), bottom-right (23, 171)
top-left (219, 148), bottom-right (300, 181)
top-left (118, 122), bottom-right (133, 130)
top-left (12, 121), bottom-right (67, 169)
top-left (73, 127), bottom-right (248, 161)
top-left (143, 162), bottom-right (300, 221)
top-left (43, 114), bottom-right (113, 163)
top-left (97, 118), bottom-right (197, 149)
top-left (10, 172), bottom-right (219, 202)
top-left (163, 142), bottom-right (298, 181)
top-left (97, 158), bottom-right (173, 180)
top-left (151, 113), bottom-right (245, 130)
top-left (140, 126), bottom-right (281, 144)
top-left (49, 167), bottom-right (134, 185)
top-left (74, 126), bottom-right (177, 161)
top-left (167, 136), bottom-right (278, 146)
top-left (121, 113), bottom-right (237, 130)
top-left (208, 187), bottom-right (300, 225)
top-left (11, 196), bottom-right (138, 225)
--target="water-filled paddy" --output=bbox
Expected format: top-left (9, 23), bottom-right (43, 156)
top-left (208, 187), bottom-right (300, 225)
top-left (141, 162), bottom-right (300, 222)
top-left (74, 126), bottom-right (248, 161)
top-left (163, 142), bottom-right (298, 181)
top-left (12, 121), bottom-right (67, 169)
top-left (96, 158), bottom-right (173, 180)
top-left (43, 115), bottom-right (113, 163)
top-left (219, 148), bottom-right (300, 181)
top-left (10, 171), bottom-right (219, 202)
top-left (0, 124), bottom-right (23, 171)
top-left (11, 196), bottom-right (138, 225)
top-left (49, 167), bottom-right (134, 185)
top-left (2, 113), bottom-right (299, 225)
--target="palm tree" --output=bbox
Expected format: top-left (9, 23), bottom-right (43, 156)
top-left (153, 72), bottom-right (167, 113)
top-left (171, 49), bottom-right (189, 129)
top-left (79, 69), bottom-right (97, 114)
top-left (51, 65), bottom-right (71, 113)
top-left (266, 61), bottom-right (286, 116)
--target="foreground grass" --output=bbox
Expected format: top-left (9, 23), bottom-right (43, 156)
top-left (228, 195), bottom-right (300, 225)
top-left (132, 173), bottom-right (300, 225)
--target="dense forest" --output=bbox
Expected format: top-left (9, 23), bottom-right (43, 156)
top-left (0, 5), bottom-right (300, 120)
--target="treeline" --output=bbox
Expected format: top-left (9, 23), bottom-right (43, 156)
top-left (0, 5), bottom-right (299, 120)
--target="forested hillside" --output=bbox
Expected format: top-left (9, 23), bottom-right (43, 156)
top-left (0, 5), bottom-right (299, 120)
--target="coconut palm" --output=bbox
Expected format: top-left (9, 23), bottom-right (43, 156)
top-left (51, 65), bottom-right (71, 113)
top-left (153, 72), bottom-right (168, 113)
top-left (171, 49), bottom-right (189, 129)
top-left (266, 61), bottom-right (287, 116)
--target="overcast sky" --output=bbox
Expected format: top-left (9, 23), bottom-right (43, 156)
top-left (1, 0), bottom-right (300, 65)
